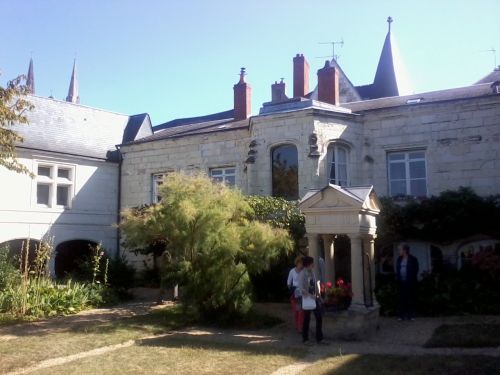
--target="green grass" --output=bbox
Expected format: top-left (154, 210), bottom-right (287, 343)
top-left (424, 324), bottom-right (500, 348)
top-left (0, 306), bottom-right (193, 373)
top-left (303, 354), bottom-right (500, 375)
top-left (32, 336), bottom-right (302, 375)
top-left (0, 304), bottom-right (288, 374)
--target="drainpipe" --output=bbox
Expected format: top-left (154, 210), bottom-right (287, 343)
top-left (115, 145), bottom-right (123, 258)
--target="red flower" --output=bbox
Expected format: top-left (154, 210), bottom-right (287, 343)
top-left (336, 278), bottom-right (344, 286)
top-left (326, 281), bottom-right (333, 288)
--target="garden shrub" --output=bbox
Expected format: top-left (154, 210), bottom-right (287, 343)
top-left (0, 240), bottom-right (121, 320)
top-left (376, 248), bottom-right (500, 316)
top-left (121, 173), bottom-right (293, 322)
top-left (0, 245), bottom-right (20, 290)
top-left (375, 187), bottom-right (500, 315)
top-left (245, 196), bottom-right (306, 302)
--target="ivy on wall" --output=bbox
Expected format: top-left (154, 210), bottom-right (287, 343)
top-left (376, 187), bottom-right (500, 247)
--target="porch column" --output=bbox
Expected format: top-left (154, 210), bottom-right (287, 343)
top-left (321, 234), bottom-right (335, 284)
top-left (348, 234), bottom-right (365, 309)
top-left (363, 235), bottom-right (378, 306)
top-left (306, 233), bottom-right (320, 278)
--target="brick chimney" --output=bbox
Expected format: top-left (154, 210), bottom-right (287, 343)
top-left (233, 67), bottom-right (252, 120)
top-left (271, 78), bottom-right (287, 102)
top-left (293, 54), bottom-right (309, 98)
top-left (317, 60), bottom-right (339, 106)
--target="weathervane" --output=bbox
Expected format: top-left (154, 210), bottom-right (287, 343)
top-left (317, 39), bottom-right (344, 61)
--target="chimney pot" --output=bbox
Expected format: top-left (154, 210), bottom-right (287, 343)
top-left (271, 79), bottom-right (287, 103)
top-left (317, 61), bottom-right (340, 106)
top-left (234, 67), bottom-right (252, 120)
top-left (293, 53), bottom-right (310, 98)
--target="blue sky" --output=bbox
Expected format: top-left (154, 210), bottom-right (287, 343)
top-left (1, 0), bottom-right (499, 125)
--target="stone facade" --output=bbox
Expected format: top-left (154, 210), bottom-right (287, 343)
top-left (120, 81), bottom-right (500, 273)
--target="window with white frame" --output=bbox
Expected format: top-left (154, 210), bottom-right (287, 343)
top-left (210, 167), bottom-right (236, 186)
top-left (152, 172), bottom-right (170, 203)
top-left (387, 150), bottom-right (427, 198)
top-left (36, 163), bottom-right (74, 208)
top-left (327, 143), bottom-right (349, 186)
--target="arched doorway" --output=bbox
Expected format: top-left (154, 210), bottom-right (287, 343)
top-left (55, 240), bottom-right (97, 279)
top-left (0, 238), bottom-right (41, 269)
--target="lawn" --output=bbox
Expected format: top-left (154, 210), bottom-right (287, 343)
top-left (31, 337), bottom-right (301, 375)
top-left (0, 305), bottom-right (302, 375)
top-left (424, 324), bottom-right (500, 348)
top-left (304, 354), bottom-right (500, 375)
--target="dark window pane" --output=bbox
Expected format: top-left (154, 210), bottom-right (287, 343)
top-left (388, 153), bottom-right (405, 161)
top-left (409, 151), bottom-right (425, 160)
top-left (338, 147), bottom-right (347, 164)
top-left (390, 180), bottom-right (407, 196)
top-left (329, 164), bottom-right (336, 183)
top-left (38, 166), bottom-right (51, 177)
top-left (211, 170), bottom-right (223, 176)
top-left (390, 162), bottom-right (406, 180)
top-left (57, 186), bottom-right (69, 206)
top-left (272, 144), bottom-right (298, 200)
top-left (338, 164), bottom-right (348, 185)
top-left (37, 184), bottom-right (50, 205)
top-left (410, 179), bottom-right (427, 197)
top-left (58, 168), bottom-right (70, 179)
top-left (225, 176), bottom-right (236, 186)
top-left (409, 160), bottom-right (426, 179)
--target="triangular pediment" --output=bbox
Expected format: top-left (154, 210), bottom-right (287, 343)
top-left (300, 184), bottom-right (380, 214)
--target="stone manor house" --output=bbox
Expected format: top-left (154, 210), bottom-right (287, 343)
top-left (2, 19), bottom-right (500, 282)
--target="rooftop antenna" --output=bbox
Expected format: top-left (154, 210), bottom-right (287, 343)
top-left (487, 48), bottom-right (497, 70)
top-left (317, 39), bottom-right (344, 61)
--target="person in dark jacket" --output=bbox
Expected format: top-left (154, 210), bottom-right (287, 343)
top-left (396, 244), bottom-right (419, 320)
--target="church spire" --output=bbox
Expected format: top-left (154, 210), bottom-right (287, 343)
top-left (371, 16), bottom-right (412, 98)
top-left (26, 57), bottom-right (35, 94)
top-left (66, 59), bottom-right (80, 104)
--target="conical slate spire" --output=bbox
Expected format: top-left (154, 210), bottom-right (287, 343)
top-left (66, 59), bottom-right (80, 104)
top-left (371, 17), bottom-right (412, 98)
top-left (26, 58), bottom-right (35, 94)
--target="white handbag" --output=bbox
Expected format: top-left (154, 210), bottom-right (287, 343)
top-left (302, 295), bottom-right (316, 310)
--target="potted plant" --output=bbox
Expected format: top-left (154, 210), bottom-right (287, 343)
top-left (321, 278), bottom-right (352, 310)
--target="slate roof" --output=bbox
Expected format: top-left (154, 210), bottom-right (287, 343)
top-left (132, 117), bottom-right (249, 144)
top-left (475, 66), bottom-right (500, 84)
top-left (343, 83), bottom-right (497, 112)
top-left (154, 109), bottom-right (234, 131)
top-left (15, 95), bottom-right (152, 160)
top-left (309, 59), bottom-right (362, 103)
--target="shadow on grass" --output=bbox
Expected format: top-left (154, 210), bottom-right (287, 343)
top-left (424, 324), bottom-right (500, 348)
top-left (0, 303), bottom-right (284, 340)
top-left (137, 332), bottom-right (304, 360)
top-left (308, 354), bottom-right (500, 375)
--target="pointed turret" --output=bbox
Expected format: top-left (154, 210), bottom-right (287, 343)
top-left (66, 59), bottom-right (80, 104)
top-left (26, 58), bottom-right (35, 94)
top-left (370, 17), bottom-right (412, 98)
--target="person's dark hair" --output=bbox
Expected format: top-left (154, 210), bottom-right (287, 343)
top-left (401, 244), bottom-right (410, 254)
top-left (302, 256), bottom-right (314, 267)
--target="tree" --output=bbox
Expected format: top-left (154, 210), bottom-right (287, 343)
top-left (121, 173), bottom-right (293, 320)
top-left (0, 74), bottom-right (33, 175)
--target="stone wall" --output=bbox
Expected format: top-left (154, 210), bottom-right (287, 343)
top-left (359, 95), bottom-right (500, 197)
